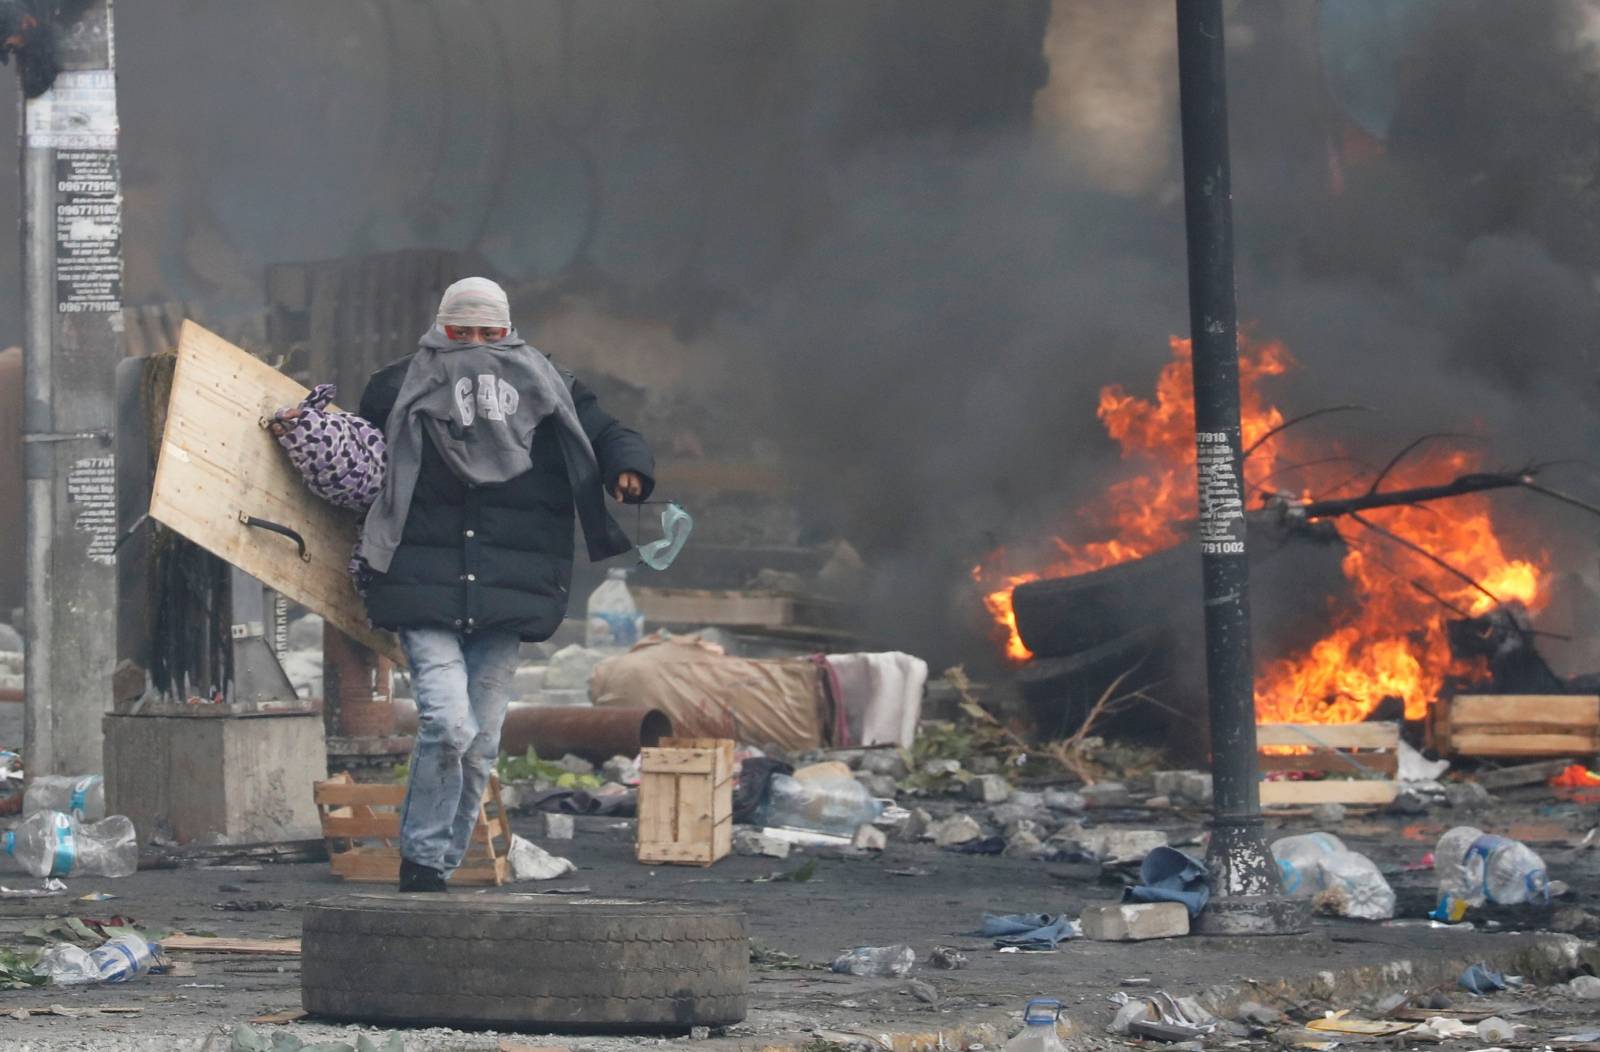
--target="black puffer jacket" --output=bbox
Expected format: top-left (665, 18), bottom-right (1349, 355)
top-left (356, 353), bottom-right (654, 642)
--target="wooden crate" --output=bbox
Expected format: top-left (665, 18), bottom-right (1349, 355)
top-left (313, 772), bottom-right (510, 885)
top-left (1258, 723), bottom-right (1400, 808)
top-left (1430, 694), bottom-right (1600, 759)
top-left (637, 737), bottom-right (734, 867)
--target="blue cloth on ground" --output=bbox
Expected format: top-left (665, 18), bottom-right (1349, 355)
top-left (1122, 846), bottom-right (1211, 918)
top-left (1459, 962), bottom-right (1509, 995)
top-left (978, 912), bottom-right (1075, 950)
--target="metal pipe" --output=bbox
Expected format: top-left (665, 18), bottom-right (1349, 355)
top-left (1174, 0), bottom-right (1299, 935)
top-left (395, 702), bottom-right (672, 765)
top-left (322, 623), bottom-right (397, 739)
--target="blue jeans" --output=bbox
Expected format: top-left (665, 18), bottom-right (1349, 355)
top-left (398, 627), bottom-right (521, 875)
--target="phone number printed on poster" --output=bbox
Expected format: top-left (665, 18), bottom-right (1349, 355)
top-left (55, 150), bottom-right (122, 314)
top-left (1197, 431), bottom-right (1246, 555)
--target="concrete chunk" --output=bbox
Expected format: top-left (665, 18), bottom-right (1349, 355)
top-left (1153, 770), bottom-right (1212, 806)
top-left (860, 751), bottom-right (910, 779)
top-left (1043, 788), bottom-right (1086, 813)
top-left (1003, 830), bottom-right (1046, 859)
top-left (1310, 803), bottom-right (1346, 826)
top-left (930, 814), bottom-right (983, 847)
top-left (542, 813), bottom-right (576, 840)
top-left (855, 772), bottom-right (901, 799)
top-left (1080, 782), bottom-right (1132, 808)
top-left (733, 828), bottom-right (791, 859)
top-left (1080, 901), bottom-right (1190, 941)
top-left (1176, 772), bottom-right (1213, 805)
top-left (1079, 828), bottom-right (1168, 862)
top-left (852, 824), bottom-right (887, 852)
top-left (966, 774), bottom-right (1011, 804)
top-left (899, 808), bottom-right (934, 842)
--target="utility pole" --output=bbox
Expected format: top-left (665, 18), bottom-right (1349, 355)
top-left (1173, 0), bottom-right (1302, 935)
top-left (20, 0), bottom-right (122, 776)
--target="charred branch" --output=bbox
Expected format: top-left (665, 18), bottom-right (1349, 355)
top-left (1293, 471), bottom-right (1531, 520)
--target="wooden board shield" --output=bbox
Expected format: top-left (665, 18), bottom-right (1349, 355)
top-left (149, 320), bottom-right (402, 663)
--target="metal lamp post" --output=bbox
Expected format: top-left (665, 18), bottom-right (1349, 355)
top-left (1174, 0), bottom-right (1305, 935)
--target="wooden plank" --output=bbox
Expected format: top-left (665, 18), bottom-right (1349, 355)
top-left (163, 935), bottom-right (301, 956)
top-left (1257, 752), bottom-right (1399, 777)
top-left (1256, 723), bottom-right (1400, 750)
top-left (1474, 760), bottom-right (1577, 789)
top-left (661, 737), bottom-right (729, 751)
top-left (1449, 695), bottom-right (1600, 727)
top-left (453, 859), bottom-right (510, 886)
top-left (711, 813), bottom-right (733, 863)
top-left (637, 771), bottom-right (675, 848)
top-left (638, 841), bottom-right (715, 865)
top-left (320, 815), bottom-right (402, 840)
top-left (1443, 722), bottom-right (1600, 737)
top-left (150, 321), bottom-right (402, 663)
top-left (675, 768), bottom-right (715, 849)
top-left (1260, 780), bottom-right (1399, 807)
top-left (640, 748), bottom-right (715, 775)
top-left (330, 850), bottom-right (400, 881)
top-left (314, 782), bottom-right (404, 807)
top-left (1448, 733), bottom-right (1599, 757)
top-left (633, 588), bottom-right (796, 628)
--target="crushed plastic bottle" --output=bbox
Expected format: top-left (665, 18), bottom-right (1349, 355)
top-left (585, 568), bottom-right (645, 649)
top-left (1271, 832), bottom-right (1396, 920)
top-left (37, 934), bottom-right (155, 984)
top-left (831, 944), bottom-right (916, 977)
top-left (24, 774), bottom-right (106, 821)
top-left (3, 810), bottom-right (138, 878)
top-left (1435, 826), bottom-right (1549, 911)
top-left (764, 773), bottom-right (884, 837)
top-left (1005, 999), bottom-right (1070, 1052)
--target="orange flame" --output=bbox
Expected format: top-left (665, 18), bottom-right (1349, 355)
top-left (974, 334), bottom-right (1547, 723)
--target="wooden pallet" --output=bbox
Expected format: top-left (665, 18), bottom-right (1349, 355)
top-left (637, 737), bottom-right (734, 867)
top-left (313, 772), bottom-right (510, 885)
top-left (1430, 694), bottom-right (1600, 759)
top-left (1258, 722), bottom-right (1400, 807)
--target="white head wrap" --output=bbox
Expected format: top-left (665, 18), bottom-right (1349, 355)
top-left (435, 277), bottom-right (512, 329)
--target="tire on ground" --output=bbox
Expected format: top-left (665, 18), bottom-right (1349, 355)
top-left (301, 893), bottom-right (748, 1031)
top-left (1010, 544), bottom-right (1197, 658)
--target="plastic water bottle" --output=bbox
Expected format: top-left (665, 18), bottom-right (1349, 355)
top-left (24, 774), bottom-right (106, 821)
top-left (830, 944), bottom-right (916, 977)
top-left (765, 774), bottom-right (884, 836)
top-left (1005, 999), bottom-right (1070, 1052)
top-left (585, 568), bottom-right (645, 649)
top-left (37, 935), bottom-right (155, 984)
top-left (3, 810), bottom-right (139, 878)
top-left (91, 934), bottom-right (157, 982)
top-left (1434, 826), bottom-right (1549, 910)
top-left (1271, 833), bottom-right (1395, 920)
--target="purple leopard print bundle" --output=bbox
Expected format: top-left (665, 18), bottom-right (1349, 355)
top-left (270, 384), bottom-right (388, 511)
top-left (270, 384), bottom-right (388, 596)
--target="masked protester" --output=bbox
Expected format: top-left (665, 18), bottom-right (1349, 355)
top-left (270, 277), bottom-right (652, 892)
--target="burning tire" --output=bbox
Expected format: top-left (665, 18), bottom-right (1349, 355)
top-left (1011, 545), bottom-right (1197, 659)
top-left (1016, 626), bottom-right (1188, 740)
top-left (301, 893), bottom-right (748, 1031)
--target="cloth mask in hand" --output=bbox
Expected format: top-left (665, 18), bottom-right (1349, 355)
top-left (638, 503), bottom-right (693, 570)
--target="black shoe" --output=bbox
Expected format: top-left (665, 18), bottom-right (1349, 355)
top-left (398, 857), bottom-right (448, 893)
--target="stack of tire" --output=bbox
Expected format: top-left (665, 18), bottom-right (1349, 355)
top-left (1008, 518), bottom-right (1349, 751)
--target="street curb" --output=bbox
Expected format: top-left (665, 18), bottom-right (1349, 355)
top-left (1188, 931), bottom-right (1585, 1018)
top-left (730, 932), bottom-right (1588, 1052)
